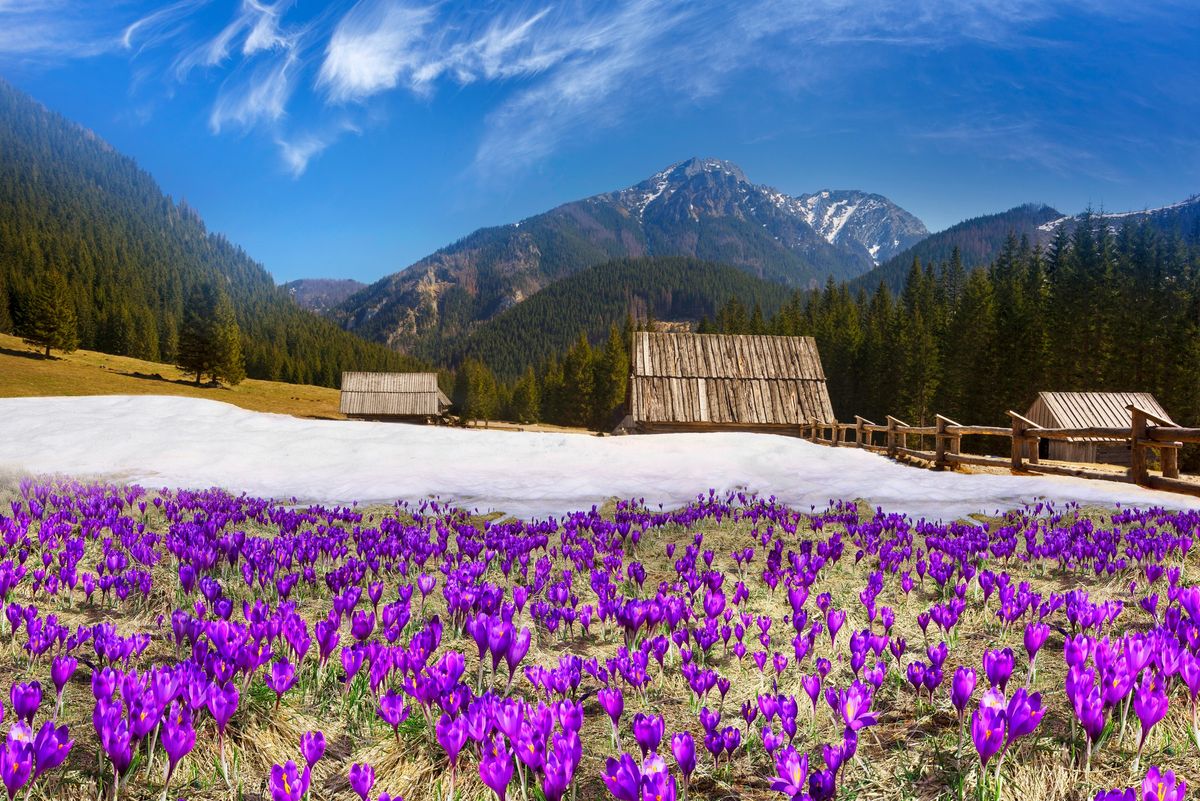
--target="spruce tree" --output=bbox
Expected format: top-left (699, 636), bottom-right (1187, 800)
top-left (539, 355), bottom-right (565, 423)
top-left (177, 282), bottom-right (245, 385)
top-left (560, 334), bottom-right (595, 427)
top-left (510, 366), bottom-right (541, 423)
top-left (453, 358), bottom-right (499, 424)
top-left (0, 273), bottom-right (12, 334)
top-left (18, 269), bottom-right (78, 357)
top-left (591, 324), bottom-right (630, 429)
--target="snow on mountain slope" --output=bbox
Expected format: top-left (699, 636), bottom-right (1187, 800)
top-left (1, 395), bottom-right (1194, 521)
top-left (1038, 195), bottom-right (1200, 234)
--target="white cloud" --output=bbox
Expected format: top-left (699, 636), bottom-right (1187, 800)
top-left (209, 49), bottom-right (297, 132)
top-left (122, 0), bottom-right (208, 53)
top-left (316, 0), bottom-right (435, 102)
top-left (276, 133), bottom-right (329, 176)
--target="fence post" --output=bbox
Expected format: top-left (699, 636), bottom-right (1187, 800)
top-left (854, 416), bottom-right (866, 448)
top-left (831, 422), bottom-right (841, 447)
top-left (1129, 407), bottom-right (1149, 486)
top-left (886, 415), bottom-right (908, 458)
top-left (1010, 415), bottom-right (1025, 470)
top-left (934, 414), bottom-right (961, 471)
top-left (1163, 445), bottom-right (1180, 479)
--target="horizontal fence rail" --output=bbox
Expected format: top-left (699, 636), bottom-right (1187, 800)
top-left (797, 404), bottom-right (1199, 500)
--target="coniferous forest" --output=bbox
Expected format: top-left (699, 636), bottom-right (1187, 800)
top-left (710, 217), bottom-right (1200, 433)
top-left (0, 80), bottom-right (420, 387)
top-left (445, 215), bottom-right (1200, 438)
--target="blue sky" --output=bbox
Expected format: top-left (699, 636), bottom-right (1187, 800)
top-left (0, 1), bottom-right (1197, 284)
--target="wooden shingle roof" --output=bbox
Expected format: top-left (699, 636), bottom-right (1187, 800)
top-left (629, 332), bottom-right (834, 426)
top-left (1025, 391), bottom-right (1174, 439)
top-left (339, 372), bottom-right (450, 417)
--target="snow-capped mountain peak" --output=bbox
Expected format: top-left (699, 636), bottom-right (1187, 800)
top-left (609, 158), bottom-right (927, 264)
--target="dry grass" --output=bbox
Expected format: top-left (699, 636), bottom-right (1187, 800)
top-left (2, 484), bottom-right (1197, 801)
top-left (0, 332), bottom-right (342, 419)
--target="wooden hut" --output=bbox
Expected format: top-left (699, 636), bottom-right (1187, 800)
top-left (1023, 391), bottom-right (1175, 465)
top-left (339, 372), bottom-right (451, 423)
top-left (618, 331), bottom-right (834, 434)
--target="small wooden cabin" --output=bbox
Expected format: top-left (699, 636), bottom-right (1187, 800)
top-left (339, 372), bottom-right (451, 423)
top-left (618, 331), bottom-right (834, 434)
top-left (1023, 391), bottom-right (1175, 465)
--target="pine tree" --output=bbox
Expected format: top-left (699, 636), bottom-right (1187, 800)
top-left (453, 358), bottom-right (499, 424)
top-left (17, 269), bottom-right (78, 357)
top-left (0, 272), bottom-right (12, 334)
top-left (591, 324), bottom-right (630, 429)
top-left (177, 282), bottom-right (245, 385)
top-left (510, 366), bottom-right (541, 423)
top-left (539, 355), bottom-right (565, 423)
top-left (560, 333), bottom-right (595, 427)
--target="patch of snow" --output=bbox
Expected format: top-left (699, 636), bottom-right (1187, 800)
top-left (1037, 216), bottom-right (1072, 233)
top-left (820, 200), bottom-right (859, 244)
top-left (1, 396), bottom-right (1196, 521)
top-left (868, 244), bottom-right (881, 262)
top-left (637, 174), bottom-right (671, 218)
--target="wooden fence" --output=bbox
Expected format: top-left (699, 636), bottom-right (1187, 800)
top-left (798, 404), bottom-right (1200, 499)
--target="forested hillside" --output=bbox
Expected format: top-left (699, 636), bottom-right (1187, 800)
top-left (453, 256), bottom-right (792, 379)
top-left (851, 204), bottom-right (1063, 294)
top-left (711, 214), bottom-right (1200, 435)
top-left (0, 79), bottom-right (419, 386)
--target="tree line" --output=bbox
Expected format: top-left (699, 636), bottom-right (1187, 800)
top-left (705, 214), bottom-right (1200, 446)
top-left (449, 214), bottom-right (1200, 440)
top-left (452, 323), bottom-right (631, 430)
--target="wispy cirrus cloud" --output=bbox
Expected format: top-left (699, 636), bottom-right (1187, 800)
top-left (1, 0), bottom-right (1182, 179)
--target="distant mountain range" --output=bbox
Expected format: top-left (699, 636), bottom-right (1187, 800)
top-left (282, 278), bottom-right (366, 313)
top-left (4, 76), bottom-right (1198, 386)
top-left (330, 157), bottom-right (928, 359)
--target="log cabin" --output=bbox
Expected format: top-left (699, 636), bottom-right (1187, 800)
top-left (617, 331), bottom-right (834, 434)
top-left (339, 371), bottom-right (451, 423)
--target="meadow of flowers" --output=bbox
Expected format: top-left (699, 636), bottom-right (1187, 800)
top-left (0, 477), bottom-right (1195, 801)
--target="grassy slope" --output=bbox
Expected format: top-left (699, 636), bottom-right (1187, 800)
top-left (0, 333), bottom-right (342, 419)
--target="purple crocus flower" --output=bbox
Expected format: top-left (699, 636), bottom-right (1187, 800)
top-left (1143, 766), bottom-right (1187, 801)
top-left (768, 745), bottom-right (809, 800)
top-left (264, 660), bottom-right (298, 707)
top-left (30, 720), bottom-right (71, 782)
top-left (270, 760), bottom-right (309, 801)
top-left (1134, 671), bottom-right (1169, 757)
top-left (9, 684), bottom-right (39, 726)
top-left (951, 667), bottom-right (976, 717)
top-left (631, 713), bottom-right (664, 757)
top-left (349, 762), bottom-right (375, 801)
top-left (300, 730), bottom-right (325, 768)
top-left (837, 682), bottom-right (878, 732)
top-left (970, 695), bottom-right (1006, 767)
top-left (983, 648), bottom-right (1014, 692)
top-left (160, 702), bottom-right (195, 787)
top-left (0, 723), bottom-right (32, 801)
top-left (1004, 688), bottom-right (1045, 745)
top-left (480, 736), bottom-right (514, 800)
top-left (602, 753), bottom-right (641, 801)
top-left (670, 731), bottom-right (695, 789)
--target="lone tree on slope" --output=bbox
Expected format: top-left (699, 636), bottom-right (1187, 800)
top-left (18, 269), bottom-right (78, 358)
top-left (177, 281), bottom-right (245, 386)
